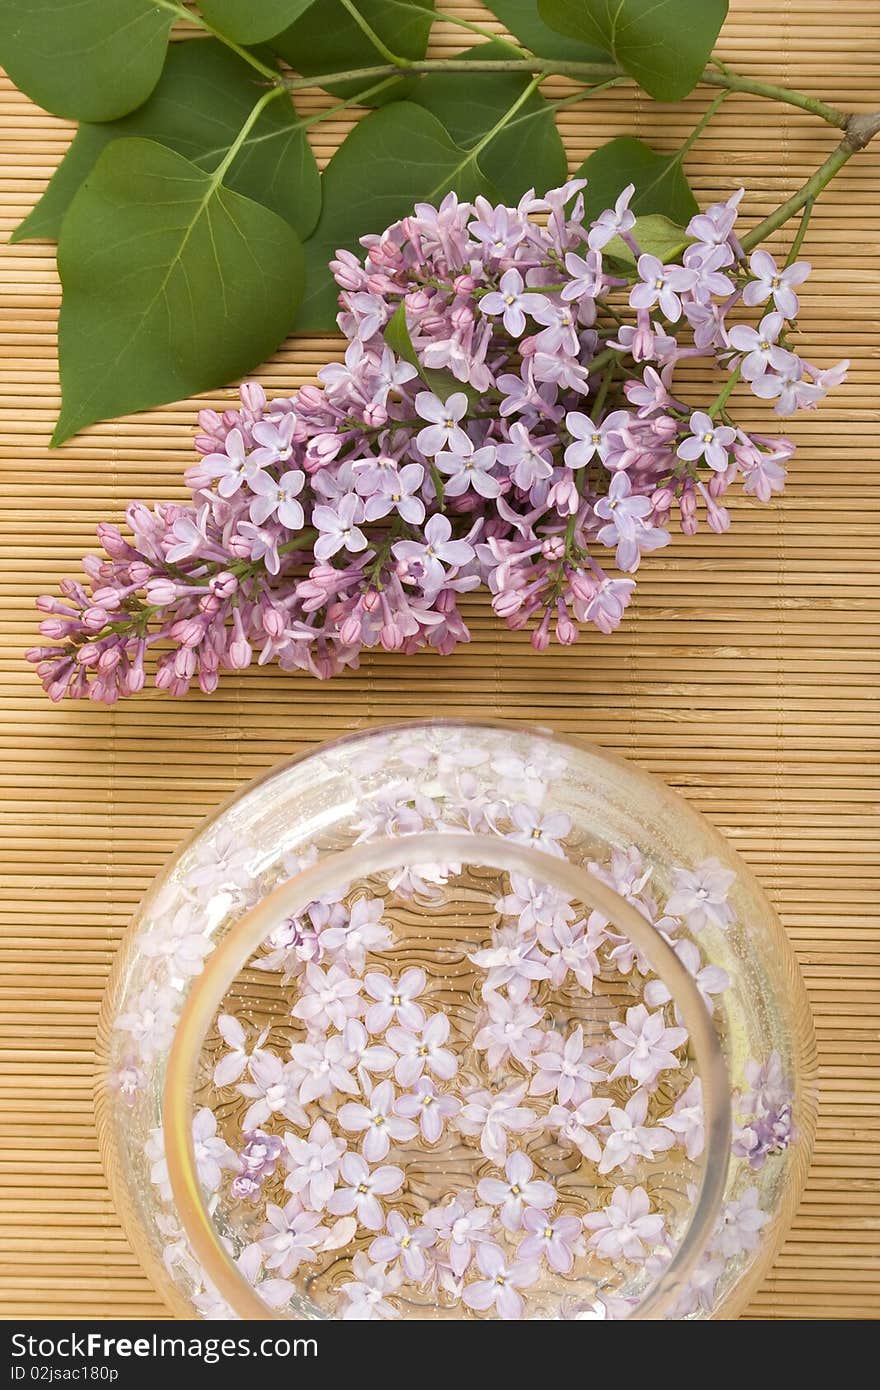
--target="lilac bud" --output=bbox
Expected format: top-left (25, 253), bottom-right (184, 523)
top-left (363, 402), bottom-right (387, 428)
top-left (651, 487), bottom-right (675, 512)
top-left (82, 606), bottom-right (109, 631)
top-left (406, 289), bottom-right (431, 312)
top-left (145, 578), bottom-right (179, 605)
top-left (262, 607), bottom-right (286, 639)
top-left (95, 524), bottom-right (130, 559)
top-left (453, 274), bottom-right (476, 295)
top-left (210, 571), bottom-right (238, 599)
top-left (339, 614), bottom-right (362, 646)
top-left (362, 589), bottom-right (381, 613)
top-left (98, 646), bottom-right (121, 673)
top-left (129, 562), bottom-right (153, 586)
top-left (493, 589), bottom-right (524, 618)
top-left (199, 594), bottom-right (222, 616)
top-left (174, 646), bottom-right (196, 679)
top-left (542, 536), bottom-right (566, 561)
top-left (450, 302), bottom-right (474, 330)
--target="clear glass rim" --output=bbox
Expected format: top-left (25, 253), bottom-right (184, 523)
top-left (163, 831), bottom-right (732, 1321)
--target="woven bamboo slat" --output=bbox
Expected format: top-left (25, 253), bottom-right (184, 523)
top-left (1, 0), bottom-right (879, 1321)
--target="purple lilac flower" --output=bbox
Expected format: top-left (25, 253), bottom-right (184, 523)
top-left (477, 1149), bottom-right (556, 1232)
top-left (461, 1241), bottom-right (540, 1319)
top-left (31, 180), bottom-right (846, 703)
top-left (582, 1184), bottom-right (666, 1262)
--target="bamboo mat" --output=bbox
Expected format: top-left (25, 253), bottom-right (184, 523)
top-left (1, 0), bottom-right (878, 1321)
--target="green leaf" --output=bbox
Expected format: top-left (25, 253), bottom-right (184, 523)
top-left (412, 41), bottom-right (567, 202)
top-left (538, 0), bottom-right (728, 101)
top-left (52, 138), bottom-right (304, 444)
top-left (271, 0), bottom-right (435, 104)
top-left (12, 41), bottom-right (321, 244)
top-left (604, 213), bottom-right (689, 266)
top-left (576, 136), bottom-right (698, 225)
top-left (482, 0), bottom-right (609, 62)
top-left (0, 0), bottom-right (175, 121)
top-left (296, 102), bottom-right (498, 332)
top-left (385, 301), bottom-right (478, 404)
top-left (198, 0), bottom-right (317, 43)
top-left (11, 126), bottom-right (114, 243)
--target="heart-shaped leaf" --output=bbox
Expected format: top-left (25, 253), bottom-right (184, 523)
top-left (604, 213), bottom-right (690, 266)
top-left (198, 0), bottom-right (317, 43)
top-left (12, 40), bottom-right (321, 243)
top-left (483, 0), bottom-right (609, 62)
top-left (576, 136), bottom-right (698, 225)
top-left (413, 41), bottom-right (567, 202)
top-left (296, 102), bottom-right (499, 332)
top-left (52, 138), bottom-right (304, 444)
top-left (0, 0), bottom-right (175, 121)
top-left (538, 0), bottom-right (728, 101)
top-left (271, 0), bottom-right (435, 104)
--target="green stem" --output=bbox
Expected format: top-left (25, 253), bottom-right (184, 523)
top-left (338, 0), bottom-right (406, 67)
top-left (740, 112), bottom-right (880, 252)
top-left (785, 198), bottom-right (814, 265)
top-left (708, 365), bottom-right (741, 418)
top-left (212, 86), bottom-right (286, 184)
top-left (672, 89), bottom-right (729, 163)
top-left (699, 67), bottom-right (847, 129)
top-left (158, 2), bottom-right (284, 85)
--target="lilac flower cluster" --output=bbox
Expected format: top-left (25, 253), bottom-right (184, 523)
top-left (30, 181), bottom-right (848, 703)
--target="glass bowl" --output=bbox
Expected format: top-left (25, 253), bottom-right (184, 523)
top-left (96, 720), bottom-right (816, 1320)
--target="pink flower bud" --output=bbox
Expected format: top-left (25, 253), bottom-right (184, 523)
top-left (145, 578), bottom-right (179, 605)
top-left (542, 536), bottom-right (566, 561)
top-left (363, 402), bottom-right (387, 428)
top-left (210, 571), bottom-right (238, 599)
top-left (339, 614), bottom-right (362, 646)
top-left (453, 274), bottom-right (476, 295)
top-left (82, 606), bottom-right (109, 631)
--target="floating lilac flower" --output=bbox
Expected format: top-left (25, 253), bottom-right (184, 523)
top-left (477, 1149), bottom-right (556, 1232)
top-left (363, 967), bottom-right (426, 1034)
top-left (387, 1011), bottom-right (458, 1087)
top-left (455, 1082), bottom-right (539, 1163)
top-left (665, 857), bottom-right (736, 931)
top-left (369, 1210), bottom-right (436, 1281)
top-left (519, 1210), bottom-right (585, 1273)
top-left (291, 960), bottom-right (364, 1032)
top-left (319, 896), bottom-right (392, 972)
top-left (337, 1080), bottom-right (417, 1161)
top-left (583, 1184), bottom-right (666, 1262)
top-left (326, 1152), bottom-right (404, 1231)
top-left (608, 1004), bottom-right (688, 1088)
top-left (659, 1077), bottom-right (705, 1160)
top-left (598, 1089), bottom-right (676, 1173)
top-left (531, 1025), bottom-right (605, 1104)
top-left (232, 1130), bottom-right (283, 1202)
top-left (423, 1195), bottom-right (494, 1277)
top-left (338, 1251), bottom-right (403, 1320)
top-left (394, 1076), bottom-right (461, 1144)
top-left (714, 1187), bottom-right (770, 1257)
top-left (473, 992), bottom-right (544, 1070)
top-left (548, 1095), bottom-right (613, 1162)
top-left (461, 1241), bottom-right (539, 1319)
top-left (283, 1117), bottom-right (347, 1208)
top-left (259, 1200), bottom-right (328, 1277)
